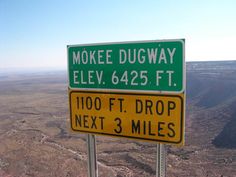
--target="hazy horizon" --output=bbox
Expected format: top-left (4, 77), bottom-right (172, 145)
top-left (1, 60), bottom-right (236, 73)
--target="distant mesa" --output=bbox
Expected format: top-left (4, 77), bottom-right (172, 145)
top-left (187, 61), bottom-right (236, 108)
top-left (187, 61), bottom-right (236, 149)
top-left (212, 118), bottom-right (236, 149)
top-left (212, 101), bottom-right (236, 149)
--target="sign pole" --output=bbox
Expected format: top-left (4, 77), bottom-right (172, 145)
top-left (87, 134), bottom-right (98, 177)
top-left (156, 143), bottom-right (166, 177)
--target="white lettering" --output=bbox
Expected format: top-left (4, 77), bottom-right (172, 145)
top-left (89, 51), bottom-right (96, 64)
top-left (106, 50), bottom-right (113, 64)
top-left (119, 49), bottom-right (126, 64)
top-left (88, 71), bottom-right (95, 84)
top-left (156, 70), bottom-right (164, 86)
top-left (158, 49), bottom-right (167, 64)
top-left (73, 51), bottom-right (80, 64)
top-left (80, 71), bottom-right (87, 84)
top-left (128, 49), bottom-right (135, 64)
top-left (98, 50), bottom-right (104, 64)
top-left (96, 71), bottom-right (103, 84)
top-left (138, 48), bottom-right (145, 64)
top-left (167, 48), bottom-right (176, 64)
top-left (81, 51), bottom-right (88, 64)
top-left (73, 71), bottom-right (79, 84)
top-left (166, 70), bottom-right (174, 86)
top-left (72, 70), bottom-right (103, 85)
top-left (147, 48), bottom-right (158, 64)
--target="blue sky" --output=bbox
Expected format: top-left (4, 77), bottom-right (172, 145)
top-left (1, 0), bottom-right (236, 69)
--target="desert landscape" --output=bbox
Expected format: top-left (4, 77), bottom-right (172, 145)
top-left (0, 61), bottom-right (236, 177)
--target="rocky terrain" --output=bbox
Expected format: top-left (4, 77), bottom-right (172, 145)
top-left (0, 61), bottom-right (236, 177)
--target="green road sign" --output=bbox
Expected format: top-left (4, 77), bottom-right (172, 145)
top-left (67, 39), bottom-right (185, 93)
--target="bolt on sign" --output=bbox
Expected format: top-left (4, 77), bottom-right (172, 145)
top-left (67, 39), bottom-right (185, 145)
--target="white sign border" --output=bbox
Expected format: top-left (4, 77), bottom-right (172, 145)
top-left (67, 39), bottom-right (185, 94)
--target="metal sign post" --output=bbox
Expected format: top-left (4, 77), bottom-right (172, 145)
top-left (87, 134), bottom-right (98, 177)
top-left (156, 144), bottom-right (166, 177)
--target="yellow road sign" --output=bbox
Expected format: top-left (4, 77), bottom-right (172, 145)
top-left (69, 90), bottom-right (185, 145)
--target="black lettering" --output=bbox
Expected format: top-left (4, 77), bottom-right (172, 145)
top-left (86, 97), bottom-right (92, 110)
top-left (75, 114), bottom-right (104, 130)
top-left (156, 100), bottom-right (164, 115)
top-left (83, 115), bottom-right (89, 128)
top-left (118, 98), bottom-right (124, 112)
top-left (136, 99), bottom-right (143, 113)
top-left (81, 97), bottom-right (84, 109)
top-left (168, 101), bottom-right (176, 116)
top-left (145, 100), bottom-right (153, 115)
top-left (167, 123), bottom-right (175, 137)
top-left (158, 122), bottom-right (165, 137)
top-left (109, 98), bottom-right (115, 111)
top-left (91, 116), bottom-right (97, 129)
top-left (148, 121), bottom-right (155, 136)
top-left (99, 116), bottom-right (105, 130)
top-left (76, 97), bottom-right (80, 109)
top-left (76, 97), bottom-right (85, 110)
top-left (114, 117), bottom-right (122, 134)
top-left (132, 120), bottom-right (140, 134)
top-left (75, 114), bottom-right (82, 127)
top-left (94, 97), bottom-right (101, 110)
top-left (143, 120), bottom-right (146, 135)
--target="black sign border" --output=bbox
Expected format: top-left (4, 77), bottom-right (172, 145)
top-left (69, 90), bottom-right (184, 144)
